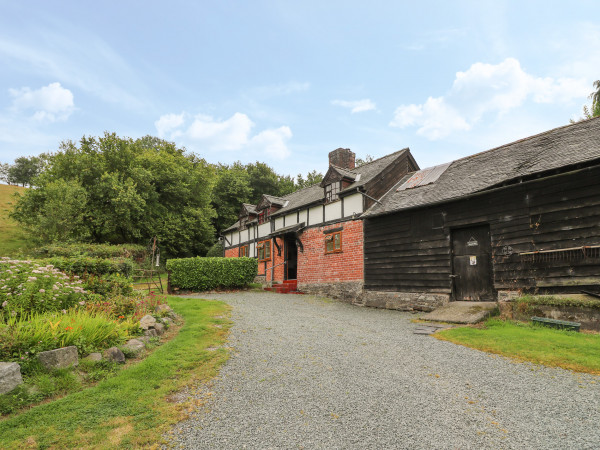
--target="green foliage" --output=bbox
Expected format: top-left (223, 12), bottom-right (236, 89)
top-left (4, 156), bottom-right (44, 187)
top-left (10, 133), bottom-right (216, 257)
top-left (33, 243), bottom-right (146, 260)
top-left (0, 184), bottom-right (31, 256)
top-left (0, 259), bottom-right (86, 320)
top-left (81, 273), bottom-right (133, 297)
top-left (246, 161), bottom-right (295, 202)
top-left (572, 79), bottom-right (600, 122)
top-left (86, 291), bottom-right (167, 322)
top-left (0, 309), bottom-right (132, 361)
top-left (295, 169), bottom-right (323, 188)
top-left (0, 297), bottom-right (229, 447)
top-left (515, 295), bottom-right (600, 310)
top-left (212, 162), bottom-right (253, 234)
top-left (206, 241), bottom-right (224, 257)
top-left (43, 256), bottom-right (134, 278)
top-left (167, 257), bottom-right (257, 291)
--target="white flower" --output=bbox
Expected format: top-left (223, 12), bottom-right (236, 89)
top-left (1, 301), bottom-right (7, 308)
top-left (39, 289), bottom-right (45, 293)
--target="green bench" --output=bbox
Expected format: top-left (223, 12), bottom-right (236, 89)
top-left (531, 316), bottom-right (581, 332)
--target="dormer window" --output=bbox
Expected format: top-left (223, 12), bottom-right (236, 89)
top-left (258, 210), bottom-right (268, 224)
top-left (325, 182), bottom-right (341, 203)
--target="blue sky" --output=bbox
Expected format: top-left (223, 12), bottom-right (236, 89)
top-left (1, 1), bottom-right (599, 176)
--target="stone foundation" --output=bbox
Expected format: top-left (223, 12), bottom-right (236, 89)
top-left (298, 281), bottom-right (364, 303)
top-left (500, 301), bottom-right (600, 331)
top-left (358, 290), bottom-right (450, 312)
top-left (497, 290), bottom-right (520, 301)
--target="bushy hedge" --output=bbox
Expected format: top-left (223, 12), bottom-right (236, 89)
top-left (33, 243), bottom-right (146, 261)
top-left (167, 257), bottom-right (257, 291)
top-left (44, 256), bottom-right (134, 278)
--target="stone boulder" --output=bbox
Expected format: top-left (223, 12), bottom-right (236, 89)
top-left (139, 314), bottom-right (157, 330)
top-left (123, 339), bottom-right (145, 356)
top-left (155, 304), bottom-right (172, 315)
top-left (38, 346), bottom-right (79, 370)
top-left (144, 328), bottom-right (158, 338)
top-left (153, 322), bottom-right (165, 335)
top-left (103, 347), bottom-right (125, 364)
top-left (84, 352), bottom-right (102, 362)
top-left (159, 317), bottom-right (171, 326)
top-left (0, 362), bottom-right (23, 394)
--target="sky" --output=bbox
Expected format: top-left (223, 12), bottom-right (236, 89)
top-left (1, 1), bottom-right (599, 177)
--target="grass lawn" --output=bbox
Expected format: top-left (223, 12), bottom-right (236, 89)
top-left (0, 184), bottom-right (31, 255)
top-left (0, 296), bottom-right (231, 449)
top-left (436, 318), bottom-right (600, 374)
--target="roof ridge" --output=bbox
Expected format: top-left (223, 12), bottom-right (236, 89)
top-left (350, 147), bottom-right (409, 172)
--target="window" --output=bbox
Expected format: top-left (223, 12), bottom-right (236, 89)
top-left (239, 245), bottom-right (249, 257)
top-left (325, 231), bottom-right (342, 254)
top-left (325, 182), bottom-right (341, 202)
top-left (257, 240), bottom-right (271, 261)
top-left (258, 210), bottom-right (269, 224)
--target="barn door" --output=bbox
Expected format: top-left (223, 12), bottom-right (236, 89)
top-left (451, 225), bottom-right (493, 301)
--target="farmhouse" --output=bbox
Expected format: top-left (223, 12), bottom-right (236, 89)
top-left (361, 117), bottom-right (600, 310)
top-left (222, 147), bottom-right (419, 298)
top-left (223, 117), bottom-right (600, 311)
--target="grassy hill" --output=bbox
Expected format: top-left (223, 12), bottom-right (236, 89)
top-left (0, 184), bottom-right (31, 255)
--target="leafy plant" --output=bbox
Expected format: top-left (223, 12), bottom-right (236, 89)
top-left (33, 243), bottom-right (146, 261)
top-left (167, 257), bottom-right (257, 291)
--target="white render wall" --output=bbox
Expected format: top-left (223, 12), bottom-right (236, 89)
top-left (343, 193), bottom-right (363, 217)
top-left (224, 193), bottom-right (365, 249)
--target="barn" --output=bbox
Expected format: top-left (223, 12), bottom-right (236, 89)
top-left (360, 118), bottom-right (600, 311)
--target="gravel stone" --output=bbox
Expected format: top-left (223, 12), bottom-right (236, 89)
top-left (166, 292), bottom-right (600, 449)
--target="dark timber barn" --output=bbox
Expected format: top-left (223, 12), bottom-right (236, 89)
top-left (360, 117), bottom-right (600, 310)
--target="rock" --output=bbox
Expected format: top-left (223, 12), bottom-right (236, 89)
top-left (155, 304), bottom-right (172, 315)
top-left (167, 311), bottom-right (180, 320)
top-left (139, 314), bottom-right (157, 330)
top-left (103, 347), bottom-right (125, 364)
top-left (153, 322), bottom-right (165, 335)
top-left (159, 317), bottom-right (171, 326)
top-left (144, 328), bottom-right (158, 338)
top-left (0, 362), bottom-right (23, 394)
top-left (38, 346), bottom-right (79, 370)
top-left (84, 352), bottom-right (102, 362)
top-left (123, 339), bottom-right (145, 356)
top-left (138, 336), bottom-right (151, 343)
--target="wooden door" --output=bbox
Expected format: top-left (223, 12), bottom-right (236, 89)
top-left (451, 225), bottom-right (493, 301)
top-left (284, 235), bottom-right (297, 280)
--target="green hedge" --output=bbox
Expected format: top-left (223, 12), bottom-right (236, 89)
top-left (167, 257), bottom-right (257, 291)
top-left (44, 256), bottom-right (134, 278)
top-left (33, 243), bottom-right (146, 261)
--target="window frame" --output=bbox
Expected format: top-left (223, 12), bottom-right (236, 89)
top-left (324, 181), bottom-right (341, 203)
top-left (324, 231), bottom-right (342, 254)
top-left (239, 245), bottom-right (249, 257)
top-left (257, 239), bottom-right (272, 261)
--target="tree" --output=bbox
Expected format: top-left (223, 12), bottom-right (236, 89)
top-left (10, 133), bottom-right (216, 257)
top-left (212, 163), bottom-right (252, 236)
top-left (355, 154), bottom-right (374, 167)
top-left (6, 156), bottom-right (43, 186)
top-left (295, 170), bottom-right (323, 189)
top-left (246, 162), bottom-right (294, 203)
top-left (0, 163), bottom-right (8, 183)
top-left (572, 80), bottom-right (600, 122)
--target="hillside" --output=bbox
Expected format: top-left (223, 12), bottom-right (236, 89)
top-left (0, 184), bottom-right (30, 255)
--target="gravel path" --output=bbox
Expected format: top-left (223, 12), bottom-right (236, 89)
top-left (167, 292), bottom-right (600, 449)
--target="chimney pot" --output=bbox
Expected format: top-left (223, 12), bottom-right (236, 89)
top-left (328, 148), bottom-right (355, 170)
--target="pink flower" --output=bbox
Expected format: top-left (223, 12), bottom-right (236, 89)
top-left (39, 289), bottom-right (46, 293)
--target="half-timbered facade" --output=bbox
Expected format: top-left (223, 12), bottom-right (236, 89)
top-left (222, 147), bottom-right (419, 299)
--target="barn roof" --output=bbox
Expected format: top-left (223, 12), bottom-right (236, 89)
top-left (365, 117), bottom-right (600, 217)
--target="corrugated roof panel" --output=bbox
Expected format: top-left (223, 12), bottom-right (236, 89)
top-left (397, 162), bottom-right (451, 191)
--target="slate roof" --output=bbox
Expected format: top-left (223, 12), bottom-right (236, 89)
top-left (270, 148), bottom-right (412, 217)
top-left (242, 203), bottom-right (257, 215)
top-left (365, 117), bottom-right (600, 217)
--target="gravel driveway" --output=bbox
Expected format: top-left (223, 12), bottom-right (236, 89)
top-left (167, 292), bottom-right (600, 449)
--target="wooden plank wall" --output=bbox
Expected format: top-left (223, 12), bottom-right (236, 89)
top-left (364, 165), bottom-right (600, 295)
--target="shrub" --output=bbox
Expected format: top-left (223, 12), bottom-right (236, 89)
top-left (0, 309), bottom-right (132, 361)
top-left (81, 273), bottom-right (133, 297)
top-left (43, 256), bottom-right (134, 278)
top-left (0, 259), bottom-right (86, 320)
top-left (206, 241), bottom-right (224, 257)
top-left (86, 291), bottom-right (167, 322)
top-left (32, 243), bottom-right (146, 261)
top-left (167, 257), bottom-right (257, 291)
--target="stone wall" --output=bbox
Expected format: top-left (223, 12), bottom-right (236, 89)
top-left (298, 281), bottom-right (364, 303)
top-left (358, 290), bottom-right (450, 312)
top-left (499, 301), bottom-right (600, 331)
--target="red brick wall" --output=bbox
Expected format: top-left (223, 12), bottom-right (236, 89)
top-left (224, 248), bottom-right (237, 258)
top-left (297, 220), bottom-right (363, 284)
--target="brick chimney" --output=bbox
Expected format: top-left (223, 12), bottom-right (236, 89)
top-left (328, 148), bottom-right (355, 170)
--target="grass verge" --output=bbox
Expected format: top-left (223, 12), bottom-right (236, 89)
top-left (435, 318), bottom-right (600, 374)
top-left (0, 296), bottom-right (231, 448)
top-left (0, 184), bottom-right (31, 256)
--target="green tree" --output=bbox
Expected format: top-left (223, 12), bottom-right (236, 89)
top-left (572, 80), bottom-right (600, 122)
top-left (355, 154), bottom-right (374, 166)
top-left (6, 156), bottom-right (43, 186)
top-left (246, 161), bottom-right (295, 202)
top-left (0, 163), bottom-right (8, 183)
top-left (10, 133), bottom-right (216, 257)
top-left (212, 162), bottom-right (252, 235)
top-left (295, 170), bottom-right (323, 188)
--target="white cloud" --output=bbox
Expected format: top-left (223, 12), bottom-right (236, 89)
top-left (332, 99), bottom-right (376, 113)
top-left (9, 82), bottom-right (75, 122)
top-left (390, 58), bottom-right (589, 140)
top-left (155, 112), bottom-right (292, 159)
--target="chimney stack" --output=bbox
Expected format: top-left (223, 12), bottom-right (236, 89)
top-left (328, 148), bottom-right (355, 170)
